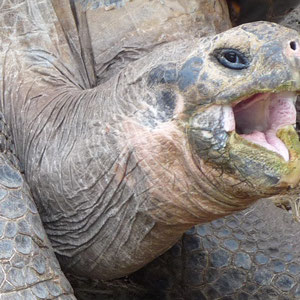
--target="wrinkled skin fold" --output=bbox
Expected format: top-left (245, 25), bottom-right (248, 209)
top-left (1, 0), bottom-right (300, 295)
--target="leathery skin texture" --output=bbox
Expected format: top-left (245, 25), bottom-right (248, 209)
top-left (1, 0), bottom-right (300, 300)
top-left (130, 199), bottom-right (300, 300)
top-left (0, 113), bottom-right (76, 299)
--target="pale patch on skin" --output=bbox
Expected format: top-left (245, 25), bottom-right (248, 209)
top-left (223, 105), bottom-right (236, 132)
top-left (174, 94), bottom-right (185, 117)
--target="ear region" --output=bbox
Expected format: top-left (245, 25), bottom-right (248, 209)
top-left (147, 64), bottom-right (178, 87)
top-left (177, 57), bottom-right (203, 91)
top-left (142, 56), bottom-right (204, 128)
top-left (147, 56), bottom-right (204, 91)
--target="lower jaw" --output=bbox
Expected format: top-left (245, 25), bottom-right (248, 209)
top-left (276, 126), bottom-right (300, 186)
top-left (240, 130), bottom-right (289, 161)
top-left (227, 125), bottom-right (300, 189)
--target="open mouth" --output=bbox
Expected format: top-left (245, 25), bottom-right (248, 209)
top-left (225, 91), bottom-right (297, 161)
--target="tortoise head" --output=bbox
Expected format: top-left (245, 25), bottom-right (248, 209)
top-left (123, 22), bottom-right (300, 220)
top-left (184, 22), bottom-right (300, 197)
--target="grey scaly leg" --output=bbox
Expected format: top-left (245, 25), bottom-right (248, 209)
top-left (0, 113), bottom-right (76, 299)
top-left (0, 0), bottom-right (80, 298)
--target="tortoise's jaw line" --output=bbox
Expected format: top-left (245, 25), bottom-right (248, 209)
top-left (224, 92), bottom-right (298, 161)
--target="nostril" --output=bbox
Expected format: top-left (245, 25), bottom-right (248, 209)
top-left (290, 41), bottom-right (297, 51)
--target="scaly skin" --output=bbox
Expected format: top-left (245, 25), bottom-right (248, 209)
top-left (1, 1), bottom-right (300, 299)
top-left (130, 199), bottom-right (300, 300)
top-left (0, 113), bottom-right (76, 299)
top-left (0, 0), bottom-right (237, 281)
top-left (18, 24), bottom-right (300, 280)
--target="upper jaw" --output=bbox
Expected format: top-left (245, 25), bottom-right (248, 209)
top-left (223, 91), bottom-right (298, 161)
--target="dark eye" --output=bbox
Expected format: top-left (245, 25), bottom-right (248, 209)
top-left (215, 49), bottom-right (249, 70)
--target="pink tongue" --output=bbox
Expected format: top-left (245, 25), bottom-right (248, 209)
top-left (238, 94), bottom-right (296, 161)
top-left (241, 131), bottom-right (289, 161)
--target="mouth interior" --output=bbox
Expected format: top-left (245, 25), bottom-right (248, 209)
top-left (231, 92), bottom-right (297, 161)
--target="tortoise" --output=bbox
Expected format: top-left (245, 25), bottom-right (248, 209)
top-left (1, 1), bottom-right (300, 300)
